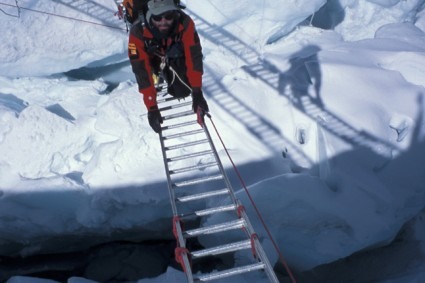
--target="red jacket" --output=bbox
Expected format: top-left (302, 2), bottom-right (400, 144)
top-left (128, 12), bottom-right (203, 110)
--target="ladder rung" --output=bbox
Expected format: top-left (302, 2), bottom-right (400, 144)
top-left (163, 110), bottom-right (193, 120)
top-left (163, 129), bottom-right (204, 140)
top-left (173, 174), bottom-right (223, 188)
top-left (181, 204), bottom-right (237, 218)
top-left (191, 239), bottom-right (251, 259)
top-left (167, 150), bottom-right (213, 162)
top-left (194, 262), bottom-right (265, 281)
top-left (177, 188), bottom-right (230, 202)
top-left (184, 219), bottom-right (245, 238)
top-left (157, 95), bottom-right (183, 103)
top-left (170, 162), bottom-right (217, 175)
top-left (165, 139), bottom-right (209, 151)
top-left (159, 101), bottom-right (192, 111)
top-left (156, 88), bottom-right (168, 96)
top-left (162, 120), bottom-right (198, 131)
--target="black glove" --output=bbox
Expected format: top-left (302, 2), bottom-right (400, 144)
top-left (192, 89), bottom-right (209, 113)
top-left (148, 106), bottom-right (163, 133)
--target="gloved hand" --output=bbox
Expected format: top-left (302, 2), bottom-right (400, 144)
top-left (192, 88), bottom-right (209, 113)
top-left (148, 105), bottom-right (163, 133)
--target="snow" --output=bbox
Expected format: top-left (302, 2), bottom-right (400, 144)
top-left (0, 0), bottom-right (425, 282)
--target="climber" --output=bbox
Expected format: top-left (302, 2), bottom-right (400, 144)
top-left (128, 0), bottom-right (209, 133)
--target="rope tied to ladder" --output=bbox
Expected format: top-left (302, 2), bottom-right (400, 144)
top-left (172, 216), bottom-right (192, 273)
top-left (172, 215), bottom-right (183, 240)
top-left (206, 115), bottom-right (297, 283)
top-left (237, 204), bottom-right (245, 218)
top-left (250, 233), bottom-right (259, 259)
top-left (175, 247), bottom-right (191, 273)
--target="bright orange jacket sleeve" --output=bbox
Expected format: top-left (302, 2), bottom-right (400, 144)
top-left (128, 25), bottom-right (157, 110)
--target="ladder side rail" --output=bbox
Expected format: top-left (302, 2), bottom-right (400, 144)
top-left (173, 217), bottom-right (195, 283)
top-left (159, 131), bottom-right (194, 283)
top-left (203, 119), bottom-right (280, 283)
top-left (158, 95), bottom-right (279, 282)
top-left (159, 131), bottom-right (178, 216)
top-left (237, 200), bottom-right (280, 283)
top-left (202, 120), bottom-right (239, 204)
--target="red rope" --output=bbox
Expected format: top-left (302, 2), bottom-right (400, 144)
top-left (0, 2), bottom-right (126, 31)
top-left (207, 116), bottom-right (297, 283)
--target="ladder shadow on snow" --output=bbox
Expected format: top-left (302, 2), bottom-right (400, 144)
top-left (190, 9), bottom-right (400, 166)
top-left (203, 64), bottom-right (314, 171)
top-left (53, 0), bottom-right (123, 30)
top-left (260, 46), bottom-right (400, 162)
top-left (189, 11), bottom-right (315, 171)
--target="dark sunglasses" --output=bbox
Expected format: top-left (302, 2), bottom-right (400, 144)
top-left (151, 11), bottom-right (175, 21)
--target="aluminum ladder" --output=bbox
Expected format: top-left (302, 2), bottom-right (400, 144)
top-left (156, 86), bottom-right (280, 282)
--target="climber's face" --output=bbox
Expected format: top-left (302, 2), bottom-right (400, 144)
top-left (151, 11), bottom-right (176, 34)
